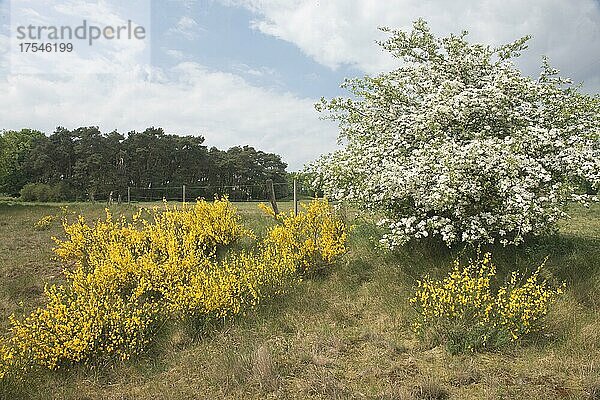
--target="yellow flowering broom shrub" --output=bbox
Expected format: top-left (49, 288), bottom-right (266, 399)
top-left (54, 198), bottom-right (251, 269)
top-left (410, 253), bottom-right (564, 353)
top-left (261, 199), bottom-right (348, 273)
top-left (2, 198), bottom-right (345, 377)
top-left (168, 247), bottom-right (298, 320)
top-left (5, 199), bottom-right (255, 371)
top-left (33, 215), bottom-right (54, 231)
top-left (9, 285), bottom-right (158, 369)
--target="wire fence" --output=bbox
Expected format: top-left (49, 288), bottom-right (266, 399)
top-left (84, 181), bottom-right (314, 204)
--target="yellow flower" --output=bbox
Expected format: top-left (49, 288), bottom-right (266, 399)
top-left (410, 253), bottom-right (563, 351)
top-left (4, 197), bottom-right (346, 376)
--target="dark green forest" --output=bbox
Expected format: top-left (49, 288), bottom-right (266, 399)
top-left (0, 127), bottom-right (290, 202)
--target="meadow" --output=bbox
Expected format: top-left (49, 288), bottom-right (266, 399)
top-left (0, 199), bottom-right (599, 399)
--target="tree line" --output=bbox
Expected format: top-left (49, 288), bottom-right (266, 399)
top-left (0, 127), bottom-right (290, 201)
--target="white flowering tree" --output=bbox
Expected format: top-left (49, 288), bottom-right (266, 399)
top-left (310, 20), bottom-right (600, 247)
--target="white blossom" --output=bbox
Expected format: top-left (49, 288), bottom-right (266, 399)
top-left (308, 20), bottom-right (600, 247)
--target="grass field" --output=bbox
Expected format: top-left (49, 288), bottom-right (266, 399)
top-left (1, 200), bottom-right (599, 399)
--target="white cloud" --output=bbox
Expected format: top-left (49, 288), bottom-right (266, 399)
top-left (231, 63), bottom-right (276, 78)
top-left (0, 32), bottom-right (7, 70)
top-left (8, 0), bottom-right (150, 74)
top-left (226, 0), bottom-right (600, 91)
top-left (0, 62), bottom-right (337, 170)
top-left (164, 48), bottom-right (185, 60)
top-left (1, 1), bottom-right (337, 170)
top-left (52, 0), bottom-right (127, 26)
top-left (168, 16), bottom-right (204, 40)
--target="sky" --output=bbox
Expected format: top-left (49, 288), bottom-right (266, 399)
top-left (0, 0), bottom-right (599, 170)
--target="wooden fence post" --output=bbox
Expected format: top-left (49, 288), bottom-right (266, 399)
top-left (266, 179), bottom-right (279, 215)
top-left (293, 178), bottom-right (298, 216)
top-left (182, 184), bottom-right (186, 204)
